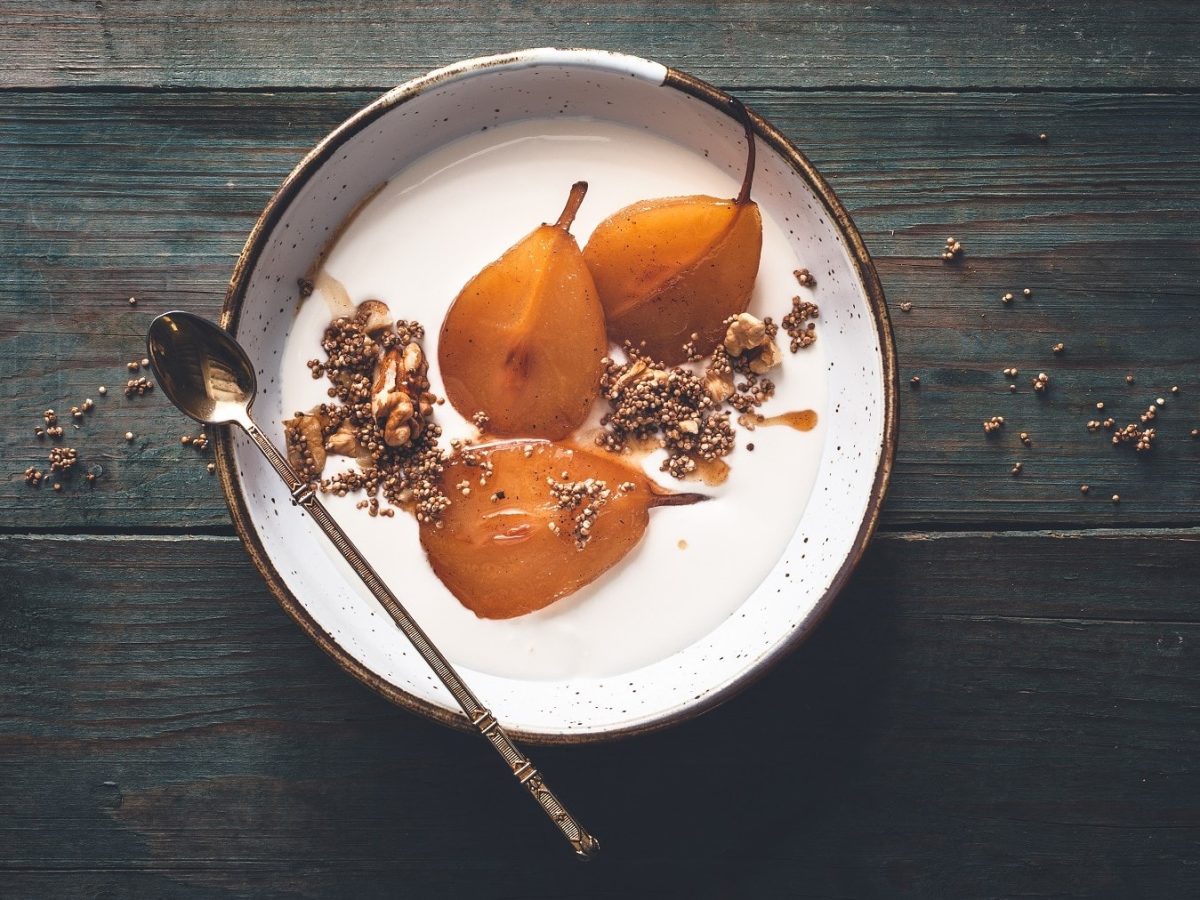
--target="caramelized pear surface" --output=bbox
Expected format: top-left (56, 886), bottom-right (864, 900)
top-left (583, 101), bottom-right (763, 365)
top-left (420, 440), bottom-right (700, 619)
top-left (438, 183), bottom-right (607, 439)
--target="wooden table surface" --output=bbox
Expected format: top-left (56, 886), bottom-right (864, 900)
top-left (2, 3), bottom-right (1199, 897)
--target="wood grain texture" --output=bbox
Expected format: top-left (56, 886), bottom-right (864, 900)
top-left (2, 90), bottom-right (1198, 530)
top-left (2, 1), bottom-right (1199, 91)
top-left (1, 530), bottom-right (1198, 897)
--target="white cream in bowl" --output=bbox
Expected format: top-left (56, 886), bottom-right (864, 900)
top-left (280, 117), bottom-right (827, 680)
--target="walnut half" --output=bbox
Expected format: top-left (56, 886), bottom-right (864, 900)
top-left (372, 341), bottom-right (433, 448)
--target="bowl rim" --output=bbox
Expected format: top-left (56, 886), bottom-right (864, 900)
top-left (214, 47), bottom-right (898, 745)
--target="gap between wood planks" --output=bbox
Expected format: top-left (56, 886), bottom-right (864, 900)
top-left (4, 84), bottom-right (1200, 96)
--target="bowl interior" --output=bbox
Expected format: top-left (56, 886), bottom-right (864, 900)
top-left (220, 51), bottom-right (892, 742)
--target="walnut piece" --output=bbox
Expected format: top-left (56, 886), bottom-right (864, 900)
top-left (703, 368), bottom-right (735, 403)
top-left (748, 339), bottom-right (782, 375)
top-left (372, 341), bottom-right (433, 448)
top-left (723, 313), bottom-right (768, 356)
top-left (723, 312), bottom-right (782, 375)
top-left (324, 421), bottom-right (373, 467)
top-left (607, 357), bottom-right (649, 397)
top-left (354, 299), bottom-right (393, 334)
top-left (284, 410), bottom-right (328, 476)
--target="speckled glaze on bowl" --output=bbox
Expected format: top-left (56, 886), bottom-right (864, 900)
top-left (215, 48), bottom-right (896, 744)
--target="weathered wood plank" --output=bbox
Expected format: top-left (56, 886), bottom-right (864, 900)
top-left (2, 1), bottom-right (1199, 90)
top-left (2, 531), bottom-right (1198, 896)
top-left (2, 90), bottom-right (1199, 530)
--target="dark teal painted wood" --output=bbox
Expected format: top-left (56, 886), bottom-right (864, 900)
top-left (1, 531), bottom-right (1198, 897)
top-left (2, 1), bottom-right (1198, 90)
top-left (2, 90), bottom-right (1198, 530)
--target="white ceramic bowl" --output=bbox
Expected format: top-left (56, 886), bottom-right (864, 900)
top-left (215, 48), bottom-right (896, 744)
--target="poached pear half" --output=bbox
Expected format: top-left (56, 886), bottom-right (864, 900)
top-left (421, 440), bottom-right (702, 619)
top-left (583, 100), bottom-right (763, 365)
top-left (438, 182), bottom-right (606, 439)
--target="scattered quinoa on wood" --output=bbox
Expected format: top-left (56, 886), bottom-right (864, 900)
top-left (124, 376), bottom-right (154, 398)
top-left (48, 446), bottom-right (78, 473)
top-left (941, 236), bottom-right (963, 261)
top-left (1112, 423), bottom-right (1156, 453)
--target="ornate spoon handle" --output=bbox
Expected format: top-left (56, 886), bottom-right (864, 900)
top-left (241, 420), bottom-right (599, 859)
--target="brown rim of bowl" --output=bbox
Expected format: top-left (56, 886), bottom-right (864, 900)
top-left (214, 49), bottom-right (898, 747)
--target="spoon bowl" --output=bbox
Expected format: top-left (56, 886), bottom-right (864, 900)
top-left (147, 311), bottom-right (257, 426)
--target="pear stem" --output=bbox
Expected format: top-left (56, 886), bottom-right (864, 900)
top-left (648, 491), bottom-right (709, 509)
top-left (731, 97), bottom-right (756, 206)
top-left (554, 181), bottom-right (589, 231)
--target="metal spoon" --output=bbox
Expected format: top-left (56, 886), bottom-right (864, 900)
top-left (146, 310), bottom-right (599, 859)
